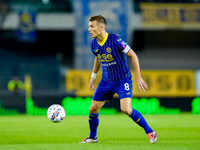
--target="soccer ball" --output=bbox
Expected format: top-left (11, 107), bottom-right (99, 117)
top-left (47, 104), bottom-right (65, 123)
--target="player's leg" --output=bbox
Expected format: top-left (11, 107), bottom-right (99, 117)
top-left (89, 100), bottom-right (105, 138)
top-left (80, 80), bottom-right (114, 143)
top-left (120, 98), bottom-right (158, 143)
top-left (79, 100), bottom-right (105, 143)
top-left (114, 77), bottom-right (158, 143)
top-left (120, 98), bottom-right (153, 133)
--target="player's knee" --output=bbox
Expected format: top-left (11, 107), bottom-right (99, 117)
top-left (121, 107), bottom-right (132, 115)
top-left (89, 107), bottom-right (99, 114)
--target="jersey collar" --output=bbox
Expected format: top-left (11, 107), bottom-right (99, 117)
top-left (97, 33), bottom-right (108, 46)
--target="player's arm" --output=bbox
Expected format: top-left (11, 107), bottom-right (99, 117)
top-left (126, 49), bottom-right (148, 92)
top-left (89, 56), bottom-right (101, 90)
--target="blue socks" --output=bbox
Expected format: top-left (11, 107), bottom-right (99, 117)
top-left (129, 108), bottom-right (153, 134)
top-left (89, 113), bottom-right (99, 138)
top-left (88, 109), bottom-right (152, 138)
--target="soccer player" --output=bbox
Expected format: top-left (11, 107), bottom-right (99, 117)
top-left (80, 15), bottom-right (158, 144)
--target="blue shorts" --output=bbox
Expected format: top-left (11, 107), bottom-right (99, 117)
top-left (93, 77), bottom-right (133, 101)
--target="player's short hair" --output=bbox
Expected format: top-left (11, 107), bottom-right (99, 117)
top-left (89, 15), bottom-right (106, 25)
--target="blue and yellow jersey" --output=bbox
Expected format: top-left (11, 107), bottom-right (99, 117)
top-left (91, 33), bottom-right (132, 83)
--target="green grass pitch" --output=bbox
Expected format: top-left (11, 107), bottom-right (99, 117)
top-left (0, 113), bottom-right (200, 150)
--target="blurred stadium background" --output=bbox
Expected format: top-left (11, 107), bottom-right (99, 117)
top-left (0, 0), bottom-right (200, 115)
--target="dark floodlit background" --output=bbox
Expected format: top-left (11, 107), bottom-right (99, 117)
top-left (0, 0), bottom-right (200, 115)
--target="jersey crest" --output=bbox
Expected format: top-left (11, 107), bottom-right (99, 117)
top-left (106, 47), bottom-right (111, 53)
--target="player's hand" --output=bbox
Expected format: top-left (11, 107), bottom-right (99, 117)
top-left (136, 77), bottom-right (148, 92)
top-left (89, 78), bottom-right (96, 90)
